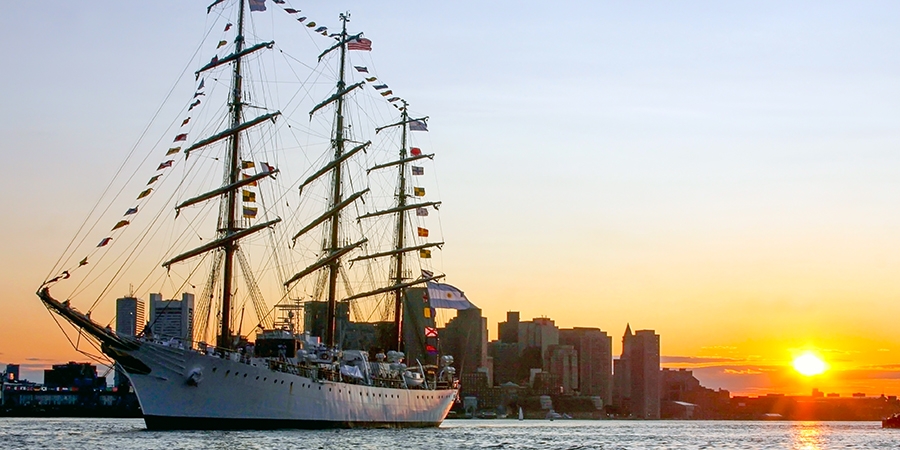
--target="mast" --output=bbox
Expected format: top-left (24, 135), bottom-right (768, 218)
top-left (391, 102), bottom-right (410, 351)
top-left (324, 13), bottom-right (351, 349)
top-left (219, 0), bottom-right (246, 349)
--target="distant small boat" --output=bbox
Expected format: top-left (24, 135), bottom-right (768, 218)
top-left (883, 413), bottom-right (900, 428)
top-left (518, 406), bottom-right (524, 421)
top-left (545, 409), bottom-right (571, 420)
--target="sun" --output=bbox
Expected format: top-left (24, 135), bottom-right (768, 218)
top-left (793, 352), bottom-right (827, 376)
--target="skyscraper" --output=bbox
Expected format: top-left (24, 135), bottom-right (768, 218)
top-left (148, 292), bottom-right (194, 344)
top-left (613, 325), bottom-right (660, 419)
top-left (547, 344), bottom-right (579, 395)
top-left (517, 317), bottom-right (559, 369)
top-left (115, 295), bottom-right (145, 337)
top-left (440, 308), bottom-right (487, 375)
top-left (115, 294), bottom-right (146, 387)
top-left (491, 311), bottom-right (522, 385)
top-left (560, 327), bottom-right (612, 405)
top-left (498, 311), bottom-right (519, 343)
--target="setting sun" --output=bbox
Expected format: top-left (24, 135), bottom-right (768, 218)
top-left (793, 352), bottom-right (828, 376)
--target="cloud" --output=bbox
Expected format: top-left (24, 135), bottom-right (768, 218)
top-left (853, 364), bottom-right (900, 371)
top-left (15, 363), bottom-right (55, 369)
top-left (820, 348), bottom-right (860, 356)
top-left (662, 355), bottom-right (742, 364)
top-left (3, 358), bottom-right (58, 370)
top-left (724, 368), bottom-right (764, 375)
top-left (832, 369), bottom-right (900, 381)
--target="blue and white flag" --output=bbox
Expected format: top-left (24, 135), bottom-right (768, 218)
top-left (426, 281), bottom-right (475, 310)
top-left (249, 0), bottom-right (266, 12)
top-left (409, 120), bottom-right (428, 132)
top-left (411, 166), bottom-right (424, 176)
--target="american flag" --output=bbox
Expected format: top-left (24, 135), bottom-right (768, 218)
top-left (409, 120), bottom-right (428, 132)
top-left (347, 37), bottom-right (372, 51)
top-left (249, 0), bottom-right (266, 12)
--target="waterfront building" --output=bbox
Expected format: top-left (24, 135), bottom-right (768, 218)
top-left (115, 295), bottom-right (145, 337)
top-left (114, 295), bottom-right (146, 387)
top-left (518, 317), bottom-right (559, 370)
top-left (660, 368), bottom-right (731, 419)
top-left (4, 364), bottom-right (19, 383)
top-left (440, 307), bottom-right (488, 374)
top-left (498, 311), bottom-right (520, 343)
top-left (547, 344), bottom-right (579, 395)
top-left (560, 327), bottom-right (612, 405)
top-left (2, 361), bottom-right (140, 416)
top-left (148, 292), bottom-right (195, 344)
top-left (613, 325), bottom-right (660, 419)
top-left (44, 362), bottom-right (106, 390)
top-left (488, 341), bottom-right (520, 385)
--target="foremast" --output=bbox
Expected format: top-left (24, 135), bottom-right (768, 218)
top-left (165, 0), bottom-right (281, 350)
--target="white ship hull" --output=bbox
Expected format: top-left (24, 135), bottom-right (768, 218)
top-left (122, 342), bottom-right (457, 429)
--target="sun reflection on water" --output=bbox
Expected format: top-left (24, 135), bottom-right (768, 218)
top-left (791, 422), bottom-right (823, 450)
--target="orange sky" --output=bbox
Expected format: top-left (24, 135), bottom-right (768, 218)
top-left (4, 1), bottom-right (900, 397)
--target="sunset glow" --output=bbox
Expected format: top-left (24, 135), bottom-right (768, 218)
top-left (793, 352), bottom-right (828, 377)
top-left (5, 1), bottom-right (900, 402)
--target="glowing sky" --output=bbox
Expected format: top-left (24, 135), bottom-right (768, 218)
top-left (3, 1), bottom-right (900, 395)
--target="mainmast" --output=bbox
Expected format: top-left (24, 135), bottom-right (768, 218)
top-left (391, 103), bottom-right (410, 351)
top-left (283, 13), bottom-right (369, 349)
top-left (218, 0), bottom-right (246, 350)
top-left (324, 13), bottom-right (351, 349)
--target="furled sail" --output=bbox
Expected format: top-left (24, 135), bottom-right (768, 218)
top-left (195, 41), bottom-right (275, 75)
top-left (162, 218), bottom-right (280, 268)
top-left (184, 111), bottom-right (281, 157)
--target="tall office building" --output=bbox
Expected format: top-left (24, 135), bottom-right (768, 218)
top-left (488, 341), bottom-right (520, 385)
top-left (560, 327), bottom-right (613, 405)
top-left (115, 295), bottom-right (145, 337)
top-left (148, 292), bottom-right (195, 343)
top-left (440, 308), bottom-right (487, 375)
top-left (498, 311), bottom-right (520, 343)
top-left (613, 325), bottom-right (660, 419)
top-left (115, 294), bottom-right (145, 387)
top-left (517, 317), bottom-right (559, 369)
top-left (547, 344), bottom-right (579, 395)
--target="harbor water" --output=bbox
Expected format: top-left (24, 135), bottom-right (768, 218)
top-left (2, 418), bottom-right (898, 449)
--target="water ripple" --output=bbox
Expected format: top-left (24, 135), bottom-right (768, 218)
top-left (0, 418), bottom-right (897, 450)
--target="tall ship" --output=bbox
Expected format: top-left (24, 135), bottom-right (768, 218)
top-left (36, 0), bottom-right (470, 429)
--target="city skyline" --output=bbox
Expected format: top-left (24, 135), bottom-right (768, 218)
top-left (3, 0), bottom-right (900, 398)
